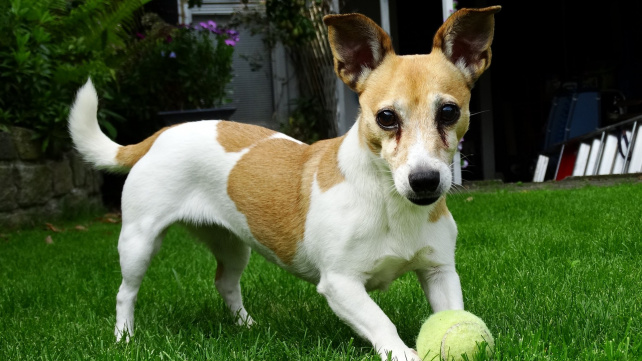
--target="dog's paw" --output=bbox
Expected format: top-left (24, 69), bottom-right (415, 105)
top-left (381, 347), bottom-right (421, 361)
top-left (114, 328), bottom-right (131, 343)
top-left (236, 314), bottom-right (255, 328)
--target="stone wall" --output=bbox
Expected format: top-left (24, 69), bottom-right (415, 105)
top-left (0, 127), bottom-right (103, 228)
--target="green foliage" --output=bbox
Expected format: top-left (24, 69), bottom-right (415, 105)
top-left (280, 97), bottom-right (328, 144)
top-left (0, 0), bottom-right (148, 155)
top-left (111, 13), bottom-right (237, 138)
top-left (233, 0), bottom-right (318, 49)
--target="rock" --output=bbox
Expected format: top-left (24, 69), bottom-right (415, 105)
top-left (0, 131), bottom-right (17, 160)
top-left (15, 163), bottom-right (53, 206)
top-left (0, 164), bottom-right (17, 211)
top-left (10, 127), bottom-right (43, 160)
top-left (69, 151), bottom-right (88, 187)
top-left (49, 158), bottom-right (74, 196)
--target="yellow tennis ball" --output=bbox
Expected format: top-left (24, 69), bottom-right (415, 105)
top-left (416, 310), bottom-right (494, 361)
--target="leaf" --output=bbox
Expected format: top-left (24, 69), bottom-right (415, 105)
top-left (45, 222), bottom-right (62, 232)
top-left (74, 225), bottom-right (88, 231)
top-left (45, 235), bottom-right (54, 244)
top-left (98, 118), bottom-right (117, 139)
top-left (96, 212), bottom-right (122, 224)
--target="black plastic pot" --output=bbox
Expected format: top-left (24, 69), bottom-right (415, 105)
top-left (158, 107), bottom-right (237, 126)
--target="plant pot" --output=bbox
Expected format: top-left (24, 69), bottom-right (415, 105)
top-left (158, 107), bottom-right (237, 126)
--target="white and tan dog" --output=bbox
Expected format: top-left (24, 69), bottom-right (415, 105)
top-left (68, 6), bottom-right (499, 361)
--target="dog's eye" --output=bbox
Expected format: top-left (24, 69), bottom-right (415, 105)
top-left (438, 104), bottom-right (460, 126)
top-left (376, 110), bottom-right (399, 130)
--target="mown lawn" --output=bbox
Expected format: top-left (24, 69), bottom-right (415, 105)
top-left (1, 182), bottom-right (640, 360)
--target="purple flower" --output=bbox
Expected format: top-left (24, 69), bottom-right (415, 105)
top-left (199, 20), bottom-right (219, 33)
top-left (226, 29), bottom-right (239, 40)
top-left (225, 38), bottom-right (237, 46)
top-left (136, 32), bottom-right (145, 39)
top-left (160, 51), bottom-right (177, 58)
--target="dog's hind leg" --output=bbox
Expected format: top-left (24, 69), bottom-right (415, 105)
top-left (114, 222), bottom-right (166, 341)
top-left (192, 226), bottom-right (254, 327)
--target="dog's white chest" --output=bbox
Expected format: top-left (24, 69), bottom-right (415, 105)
top-left (364, 246), bottom-right (434, 291)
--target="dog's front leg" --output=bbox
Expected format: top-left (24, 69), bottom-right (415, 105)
top-left (416, 264), bottom-right (464, 312)
top-left (317, 273), bottom-right (421, 361)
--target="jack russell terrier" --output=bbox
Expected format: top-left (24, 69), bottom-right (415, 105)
top-left (68, 6), bottom-right (499, 361)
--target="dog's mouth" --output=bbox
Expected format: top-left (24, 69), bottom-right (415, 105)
top-left (407, 196), bottom-right (439, 206)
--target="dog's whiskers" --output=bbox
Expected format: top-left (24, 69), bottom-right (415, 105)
top-left (470, 109), bottom-right (490, 117)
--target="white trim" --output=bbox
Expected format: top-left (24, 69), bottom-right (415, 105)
top-left (379, 0), bottom-right (390, 34)
top-left (573, 142), bottom-right (591, 176)
top-left (189, 1), bottom-right (262, 16)
top-left (585, 138), bottom-right (602, 176)
top-left (453, 151), bottom-right (462, 185)
top-left (177, 0), bottom-right (192, 25)
top-left (441, 0), bottom-right (455, 21)
top-left (628, 124), bottom-right (642, 173)
top-left (533, 155), bottom-right (549, 182)
top-left (598, 134), bottom-right (618, 175)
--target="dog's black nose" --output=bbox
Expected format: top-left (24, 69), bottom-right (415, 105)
top-left (408, 169), bottom-right (441, 193)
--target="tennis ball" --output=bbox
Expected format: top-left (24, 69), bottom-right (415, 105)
top-left (416, 309), bottom-right (494, 361)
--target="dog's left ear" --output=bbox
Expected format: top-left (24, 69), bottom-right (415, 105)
top-left (323, 13), bottom-right (395, 94)
top-left (433, 5), bottom-right (501, 86)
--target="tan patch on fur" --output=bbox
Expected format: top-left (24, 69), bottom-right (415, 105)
top-left (116, 126), bottom-right (175, 168)
top-left (429, 197), bottom-right (449, 223)
top-left (227, 135), bottom-right (345, 264)
top-left (217, 121), bottom-right (276, 153)
top-left (228, 138), bottom-right (307, 264)
top-left (316, 136), bottom-right (345, 191)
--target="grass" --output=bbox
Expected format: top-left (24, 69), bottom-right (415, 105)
top-left (1, 182), bottom-right (641, 360)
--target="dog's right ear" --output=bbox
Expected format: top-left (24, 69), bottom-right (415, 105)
top-left (323, 13), bottom-right (395, 94)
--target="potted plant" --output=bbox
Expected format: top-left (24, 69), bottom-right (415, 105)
top-left (112, 13), bottom-right (239, 139)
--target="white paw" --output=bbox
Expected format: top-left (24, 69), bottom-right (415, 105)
top-left (380, 348), bottom-right (421, 361)
top-left (236, 314), bottom-right (255, 328)
top-left (114, 327), bottom-right (131, 343)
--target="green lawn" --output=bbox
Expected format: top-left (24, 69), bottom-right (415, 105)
top-left (1, 182), bottom-right (641, 360)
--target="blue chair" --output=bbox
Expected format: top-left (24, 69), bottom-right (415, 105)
top-left (544, 86), bottom-right (601, 150)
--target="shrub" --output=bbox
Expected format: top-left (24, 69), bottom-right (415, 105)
top-left (0, 0), bottom-right (147, 155)
top-left (111, 13), bottom-right (238, 140)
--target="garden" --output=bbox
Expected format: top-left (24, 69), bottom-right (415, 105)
top-left (1, 1), bottom-right (641, 360)
top-left (0, 0), bottom-right (241, 225)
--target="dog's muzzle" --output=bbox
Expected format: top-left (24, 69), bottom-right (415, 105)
top-left (407, 169), bottom-right (441, 205)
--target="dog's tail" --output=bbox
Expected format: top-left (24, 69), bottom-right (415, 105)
top-left (68, 79), bottom-right (162, 173)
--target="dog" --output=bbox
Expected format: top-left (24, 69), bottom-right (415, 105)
top-left (68, 6), bottom-right (499, 361)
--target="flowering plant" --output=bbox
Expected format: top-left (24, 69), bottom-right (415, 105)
top-left (112, 13), bottom-right (238, 136)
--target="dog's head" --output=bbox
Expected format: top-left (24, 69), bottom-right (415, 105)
top-left (324, 7), bottom-right (500, 206)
